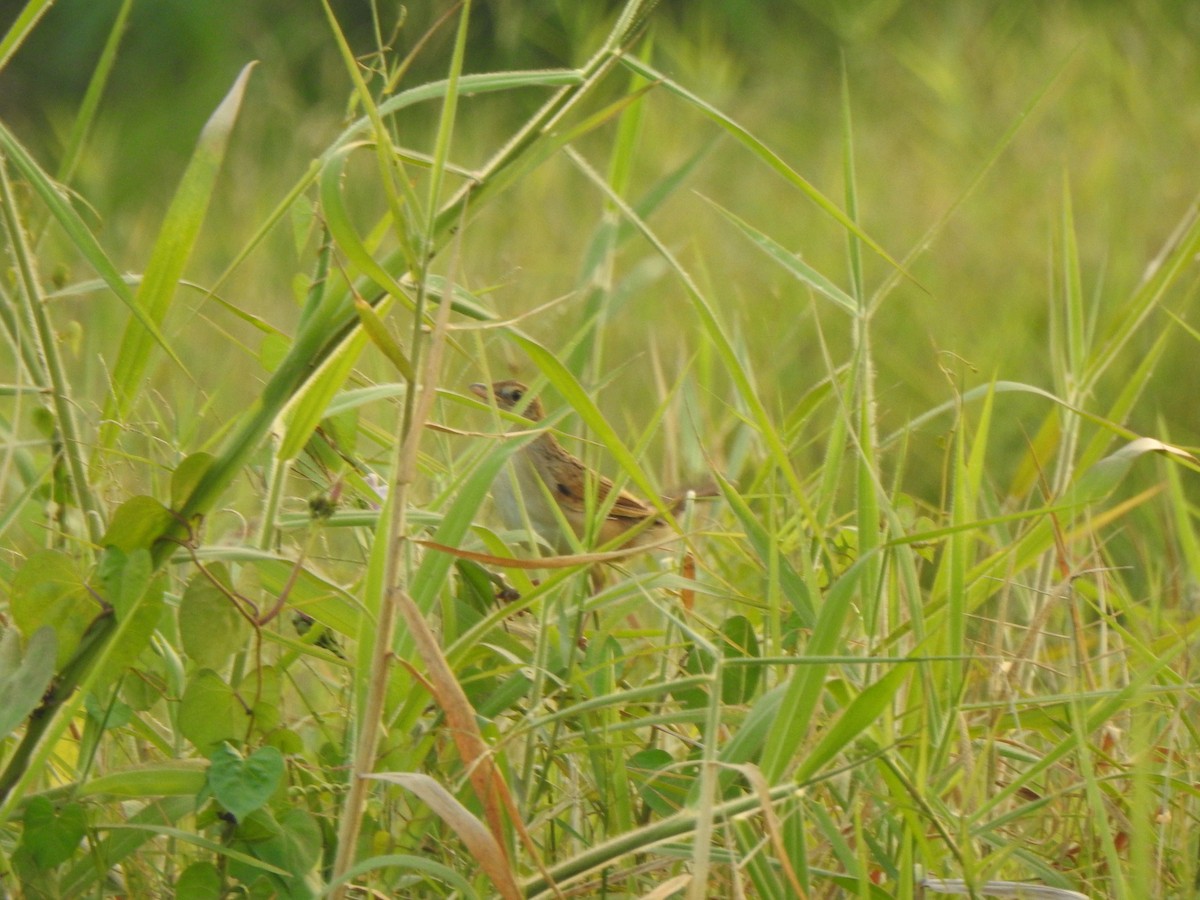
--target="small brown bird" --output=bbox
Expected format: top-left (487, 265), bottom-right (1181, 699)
top-left (469, 380), bottom-right (681, 553)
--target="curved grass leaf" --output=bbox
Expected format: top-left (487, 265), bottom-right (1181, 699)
top-left (76, 760), bottom-right (209, 800)
top-left (98, 63), bottom-right (256, 454)
top-left (619, 55), bottom-right (912, 283)
top-left (703, 195), bottom-right (858, 316)
top-left (0, 122), bottom-right (184, 384)
top-left (366, 772), bottom-right (520, 900)
top-left (793, 664), bottom-right (910, 785)
top-left (0, 0), bottom-right (53, 73)
top-left (319, 854), bottom-right (480, 899)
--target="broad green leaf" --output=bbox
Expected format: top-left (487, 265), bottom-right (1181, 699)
top-left (719, 616), bottom-right (761, 706)
top-left (179, 669), bottom-right (245, 754)
top-left (179, 566), bottom-right (250, 669)
top-left (186, 546), bottom-right (361, 638)
top-left (101, 496), bottom-right (174, 553)
top-left (249, 666), bottom-right (284, 736)
top-left (21, 797), bottom-right (87, 870)
top-left (95, 547), bottom-right (152, 620)
top-left (0, 626), bottom-right (56, 740)
top-left (208, 743), bottom-right (285, 822)
top-left (11, 550), bottom-right (94, 667)
top-left (176, 861), bottom-right (222, 900)
top-left (84, 692), bottom-right (133, 730)
top-left (674, 643), bottom-right (715, 712)
top-left (247, 806), bottom-right (322, 885)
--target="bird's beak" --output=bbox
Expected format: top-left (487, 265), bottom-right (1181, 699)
top-left (468, 382), bottom-right (490, 401)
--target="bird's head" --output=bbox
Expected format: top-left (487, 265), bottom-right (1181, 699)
top-left (469, 380), bottom-right (544, 421)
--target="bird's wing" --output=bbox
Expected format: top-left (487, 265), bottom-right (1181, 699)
top-left (549, 460), bottom-right (656, 521)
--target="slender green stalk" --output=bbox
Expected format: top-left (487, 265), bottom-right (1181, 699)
top-left (686, 660), bottom-right (721, 900)
top-left (0, 156), bottom-right (104, 545)
top-left (329, 3), bottom-right (477, 888)
top-left (0, 0), bottom-right (54, 74)
top-left (524, 780), bottom-right (803, 898)
top-left (58, 0), bottom-right (134, 185)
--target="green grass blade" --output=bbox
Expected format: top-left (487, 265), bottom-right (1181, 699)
top-left (513, 333), bottom-right (669, 514)
top-left (319, 146), bottom-right (417, 312)
top-left (1084, 200), bottom-right (1200, 389)
top-left (58, 0), bottom-right (134, 184)
top-left (619, 54), bottom-right (913, 284)
top-left (562, 145), bottom-right (811, 512)
top-left (0, 121), bottom-right (186, 390)
top-left (319, 0), bottom-right (422, 270)
top-left (702, 195), bottom-right (858, 316)
top-left (793, 664), bottom-right (910, 785)
top-left (275, 329), bottom-right (370, 463)
top-left (423, 0), bottom-right (471, 233)
top-left (0, 0), bottom-right (53, 73)
top-left (760, 555), bottom-right (870, 782)
top-left (0, 159), bottom-right (104, 543)
top-left (98, 63), bottom-right (256, 454)
top-left (1060, 177), bottom-right (1086, 388)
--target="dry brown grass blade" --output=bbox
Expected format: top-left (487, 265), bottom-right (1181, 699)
top-left (679, 551), bottom-right (696, 610)
top-left (415, 537), bottom-right (678, 568)
top-left (366, 771), bottom-right (519, 899)
top-left (732, 763), bottom-right (806, 898)
top-left (393, 587), bottom-right (562, 898)
top-left (374, 197), bottom-right (562, 896)
top-left (640, 874), bottom-right (693, 899)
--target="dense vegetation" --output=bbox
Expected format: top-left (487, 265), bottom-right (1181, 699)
top-left (2, 1), bottom-right (1199, 897)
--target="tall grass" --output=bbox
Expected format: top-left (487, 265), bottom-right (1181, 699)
top-left (2, 1), bottom-right (1199, 897)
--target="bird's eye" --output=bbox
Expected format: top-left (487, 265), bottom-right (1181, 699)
top-left (509, 389), bottom-right (523, 402)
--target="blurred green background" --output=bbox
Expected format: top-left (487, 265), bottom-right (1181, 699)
top-left (4, 0), bottom-right (1199, 482)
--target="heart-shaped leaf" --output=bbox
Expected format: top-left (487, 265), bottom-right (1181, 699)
top-left (178, 566), bottom-right (249, 669)
top-left (100, 496), bottom-right (174, 553)
top-left (207, 743), bottom-right (284, 822)
top-left (179, 670), bottom-right (243, 754)
top-left (175, 861), bottom-right (221, 900)
top-left (11, 550), bottom-right (93, 667)
top-left (22, 797), bottom-right (87, 869)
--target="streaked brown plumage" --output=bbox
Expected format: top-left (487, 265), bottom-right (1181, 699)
top-left (469, 380), bottom-right (677, 552)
